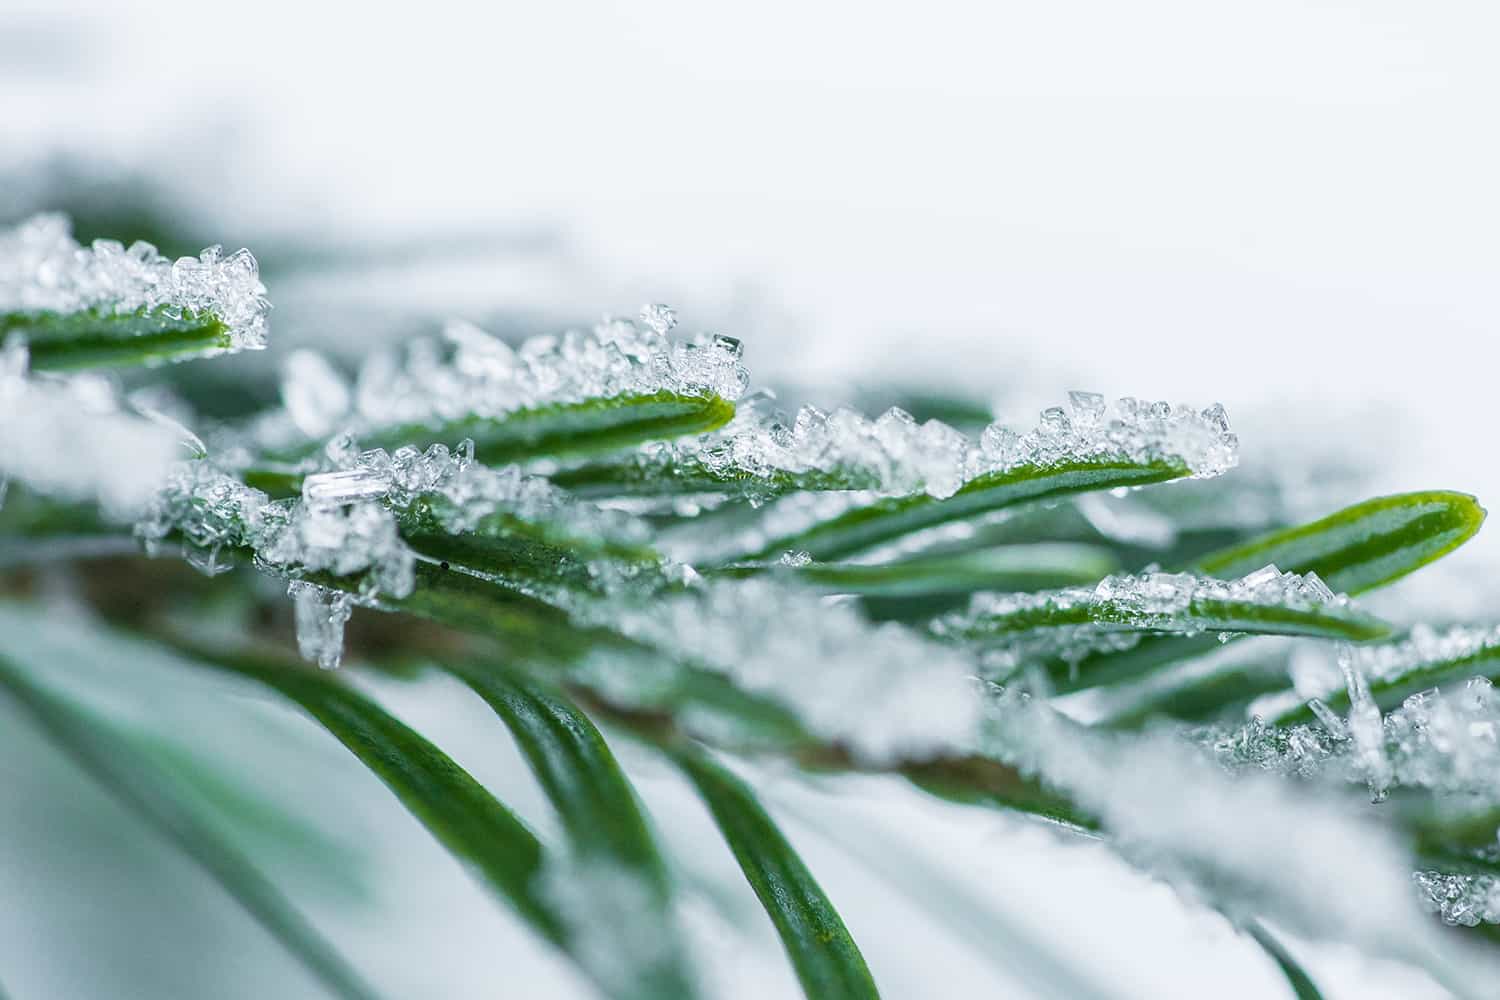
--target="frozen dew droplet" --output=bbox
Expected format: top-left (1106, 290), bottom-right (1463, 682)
top-left (288, 581), bottom-right (353, 669)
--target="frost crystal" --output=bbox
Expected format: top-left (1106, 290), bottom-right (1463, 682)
top-left (0, 213), bottom-right (269, 352)
top-left (264, 311), bottom-right (748, 450)
top-left (580, 577), bottom-right (981, 762)
top-left (281, 349), bottom-right (351, 438)
top-left (0, 342), bottom-right (182, 519)
top-left (1342, 623), bottom-right (1500, 689)
top-left (134, 460), bottom-right (416, 668)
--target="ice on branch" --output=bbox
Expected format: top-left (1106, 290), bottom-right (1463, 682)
top-left (934, 564), bottom-right (1354, 644)
top-left (261, 309), bottom-right (748, 450)
top-left (580, 577), bottom-right (981, 763)
top-left (579, 389), bottom-right (1239, 504)
top-left (0, 340), bottom-right (182, 518)
top-left (981, 692), bottom-right (1494, 986)
top-left (0, 213), bottom-right (269, 353)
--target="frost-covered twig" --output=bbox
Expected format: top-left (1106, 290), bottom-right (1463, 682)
top-left (560, 389), bottom-right (1238, 506)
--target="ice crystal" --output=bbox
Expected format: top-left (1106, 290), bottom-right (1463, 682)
top-left (1339, 644), bottom-right (1392, 800)
top-left (0, 341), bottom-right (182, 518)
top-left (288, 581), bottom-right (353, 670)
top-left (580, 577), bottom-right (981, 763)
top-left (262, 311), bottom-right (747, 451)
top-left (0, 213), bottom-right (269, 353)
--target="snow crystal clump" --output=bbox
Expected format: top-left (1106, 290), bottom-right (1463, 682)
top-left (301, 435), bottom-right (648, 545)
top-left (982, 692), bottom-right (1493, 985)
top-left (0, 339), bottom-right (182, 518)
top-left (267, 309), bottom-right (748, 448)
top-left (599, 390), bottom-right (1239, 505)
top-left (0, 213), bottom-right (269, 352)
top-left (1345, 623), bottom-right (1500, 688)
top-left (134, 461), bottom-right (416, 668)
top-left (582, 577), bottom-right (981, 763)
top-left (935, 564), bottom-right (1348, 641)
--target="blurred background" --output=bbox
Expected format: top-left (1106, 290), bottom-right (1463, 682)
top-left (3, 1), bottom-right (1497, 996)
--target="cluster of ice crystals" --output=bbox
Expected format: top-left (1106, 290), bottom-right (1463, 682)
top-left (0, 213), bottom-right (269, 352)
top-left (1413, 870), bottom-right (1500, 927)
top-left (134, 460), bottom-right (416, 668)
top-left (1207, 716), bottom-right (1344, 778)
top-left (936, 564), bottom-right (1347, 642)
top-left (1211, 674), bottom-right (1500, 805)
top-left (0, 340), bottom-right (183, 519)
top-left (688, 400), bottom-right (974, 499)
top-left (582, 577), bottom-right (981, 763)
top-left (301, 435), bottom-right (646, 546)
top-left (982, 693), bottom-right (1493, 985)
top-left (269, 309), bottom-right (748, 447)
top-left (608, 390), bottom-right (1238, 506)
top-left (254, 498), bottom-right (414, 599)
top-left (978, 393), bottom-right (1238, 479)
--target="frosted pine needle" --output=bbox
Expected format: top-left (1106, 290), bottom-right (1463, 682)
top-left (0, 213), bottom-right (270, 354)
